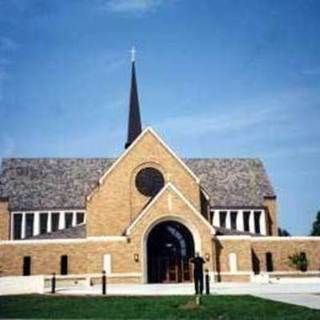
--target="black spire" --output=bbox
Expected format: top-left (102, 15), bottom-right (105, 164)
top-left (125, 48), bottom-right (142, 149)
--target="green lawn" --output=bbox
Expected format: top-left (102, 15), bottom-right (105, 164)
top-left (0, 294), bottom-right (319, 319)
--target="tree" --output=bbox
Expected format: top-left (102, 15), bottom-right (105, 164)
top-left (278, 228), bottom-right (291, 236)
top-left (288, 252), bottom-right (308, 272)
top-left (310, 211), bottom-right (320, 236)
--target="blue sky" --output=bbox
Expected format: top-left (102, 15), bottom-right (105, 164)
top-left (0, 0), bottom-right (319, 235)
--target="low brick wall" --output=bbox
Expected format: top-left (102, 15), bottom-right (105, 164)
top-left (251, 237), bottom-right (320, 273)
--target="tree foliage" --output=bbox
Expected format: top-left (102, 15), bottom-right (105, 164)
top-left (310, 211), bottom-right (320, 236)
top-left (288, 252), bottom-right (308, 272)
top-left (278, 228), bottom-right (290, 236)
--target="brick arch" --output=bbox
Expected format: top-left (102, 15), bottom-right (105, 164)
top-left (141, 215), bottom-right (202, 283)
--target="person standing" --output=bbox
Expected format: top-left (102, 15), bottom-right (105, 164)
top-left (190, 252), bottom-right (205, 295)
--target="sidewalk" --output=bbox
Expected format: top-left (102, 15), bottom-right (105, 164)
top-left (51, 281), bottom-right (320, 296)
top-left (253, 293), bottom-right (320, 310)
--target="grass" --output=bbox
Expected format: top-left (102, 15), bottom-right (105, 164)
top-left (0, 294), bottom-right (320, 319)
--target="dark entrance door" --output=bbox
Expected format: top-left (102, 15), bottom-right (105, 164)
top-left (147, 221), bottom-right (195, 283)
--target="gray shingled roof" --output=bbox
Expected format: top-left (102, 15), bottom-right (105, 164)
top-left (184, 158), bottom-right (275, 207)
top-left (0, 158), bottom-right (275, 211)
top-left (27, 224), bottom-right (86, 239)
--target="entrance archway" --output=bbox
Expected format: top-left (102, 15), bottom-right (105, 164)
top-left (147, 220), bottom-right (195, 283)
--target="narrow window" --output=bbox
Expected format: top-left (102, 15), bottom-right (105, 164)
top-left (209, 211), bottom-right (214, 225)
top-left (39, 213), bottom-right (48, 234)
top-left (252, 250), bottom-right (260, 274)
top-left (25, 213), bottom-right (34, 238)
top-left (23, 256), bottom-right (31, 276)
top-left (51, 212), bottom-right (59, 232)
top-left (266, 252), bottom-right (273, 272)
top-left (60, 255), bottom-right (68, 275)
top-left (13, 213), bottom-right (22, 240)
top-left (243, 211), bottom-right (250, 232)
top-left (230, 211), bottom-right (237, 230)
top-left (65, 212), bottom-right (73, 228)
top-left (254, 211), bottom-right (261, 234)
top-left (220, 211), bottom-right (227, 228)
top-left (76, 212), bottom-right (84, 224)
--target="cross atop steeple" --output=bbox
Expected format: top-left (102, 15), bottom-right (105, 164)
top-left (125, 47), bottom-right (142, 149)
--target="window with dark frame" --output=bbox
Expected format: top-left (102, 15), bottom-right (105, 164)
top-left (39, 213), bottom-right (48, 234)
top-left (220, 211), bottom-right (227, 228)
top-left (60, 255), bottom-right (68, 275)
top-left (65, 212), bottom-right (73, 228)
top-left (25, 213), bottom-right (34, 238)
top-left (266, 252), bottom-right (273, 272)
top-left (23, 256), bottom-right (31, 276)
top-left (51, 212), bottom-right (59, 232)
top-left (254, 211), bottom-right (261, 234)
top-left (243, 211), bottom-right (250, 232)
top-left (230, 211), bottom-right (237, 229)
top-left (76, 212), bottom-right (84, 224)
top-left (13, 213), bottom-right (22, 240)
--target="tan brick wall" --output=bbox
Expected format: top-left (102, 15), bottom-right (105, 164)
top-left (0, 240), bottom-right (140, 277)
top-left (128, 185), bottom-right (215, 280)
top-left (252, 238), bottom-right (320, 272)
top-left (264, 198), bottom-right (278, 236)
top-left (0, 201), bottom-right (9, 240)
top-left (87, 130), bottom-right (200, 237)
top-left (214, 238), bottom-right (252, 274)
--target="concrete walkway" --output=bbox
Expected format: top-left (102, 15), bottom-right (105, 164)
top-left (51, 282), bottom-right (320, 297)
top-left (253, 293), bottom-right (320, 310)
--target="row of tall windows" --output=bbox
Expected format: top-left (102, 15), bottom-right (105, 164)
top-left (213, 210), bottom-right (264, 234)
top-left (13, 211), bottom-right (85, 240)
top-left (22, 255), bottom-right (69, 276)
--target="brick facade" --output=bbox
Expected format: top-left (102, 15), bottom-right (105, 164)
top-left (0, 201), bottom-right (9, 240)
top-left (0, 128), bottom-right (320, 283)
top-left (86, 129), bottom-right (200, 237)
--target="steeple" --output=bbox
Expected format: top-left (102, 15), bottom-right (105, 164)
top-left (125, 47), bottom-right (142, 149)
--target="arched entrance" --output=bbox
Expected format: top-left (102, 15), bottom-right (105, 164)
top-left (147, 220), bottom-right (195, 283)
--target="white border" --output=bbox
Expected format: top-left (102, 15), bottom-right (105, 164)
top-left (216, 235), bottom-right (252, 240)
top-left (252, 236), bottom-right (320, 241)
top-left (0, 236), bottom-right (127, 245)
top-left (43, 272), bottom-right (142, 279)
top-left (216, 235), bottom-right (320, 241)
top-left (266, 270), bottom-right (320, 275)
top-left (126, 182), bottom-right (215, 235)
top-left (212, 271), bottom-right (253, 276)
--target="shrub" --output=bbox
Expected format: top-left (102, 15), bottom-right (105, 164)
top-left (288, 252), bottom-right (308, 272)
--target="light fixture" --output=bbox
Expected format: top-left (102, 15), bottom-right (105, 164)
top-left (205, 253), bottom-right (210, 261)
top-left (134, 253), bottom-right (139, 262)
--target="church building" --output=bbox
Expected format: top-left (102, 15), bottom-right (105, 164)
top-left (0, 56), bottom-right (319, 284)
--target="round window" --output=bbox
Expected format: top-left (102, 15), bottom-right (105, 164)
top-left (135, 167), bottom-right (165, 197)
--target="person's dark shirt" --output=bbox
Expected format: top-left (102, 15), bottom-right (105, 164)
top-left (190, 256), bottom-right (205, 274)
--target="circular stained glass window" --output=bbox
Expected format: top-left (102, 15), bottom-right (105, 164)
top-left (135, 167), bottom-right (165, 197)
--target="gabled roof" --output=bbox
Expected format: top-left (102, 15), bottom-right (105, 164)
top-left (126, 182), bottom-right (215, 235)
top-left (0, 157), bottom-right (275, 211)
top-left (184, 158), bottom-right (275, 207)
top-left (0, 158), bottom-right (115, 210)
